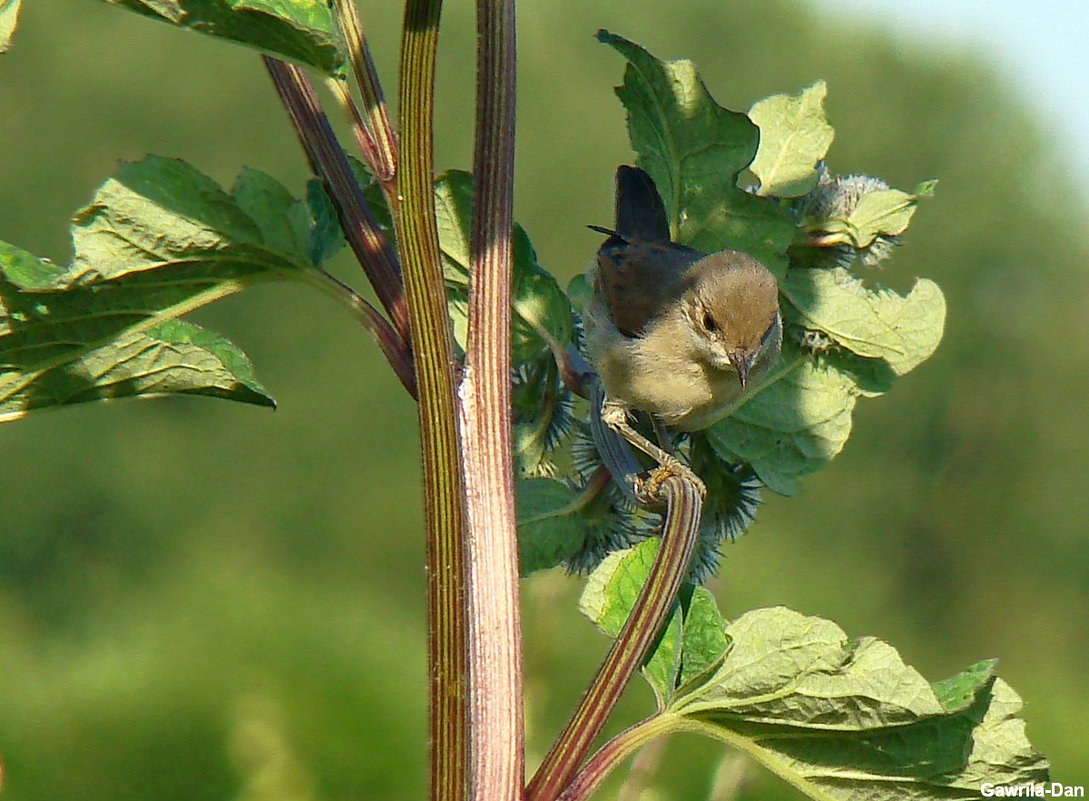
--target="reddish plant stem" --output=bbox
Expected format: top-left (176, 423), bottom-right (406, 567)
top-left (461, 2), bottom-right (522, 799)
top-left (527, 476), bottom-right (703, 801)
top-left (263, 58), bottom-right (410, 347)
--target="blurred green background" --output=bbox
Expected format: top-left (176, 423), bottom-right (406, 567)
top-left (2, 1), bottom-right (1086, 798)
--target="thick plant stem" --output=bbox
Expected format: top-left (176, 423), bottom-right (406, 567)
top-left (526, 477), bottom-right (703, 801)
top-left (398, 3), bottom-right (470, 800)
top-left (461, 2), bottom-right (522, 801)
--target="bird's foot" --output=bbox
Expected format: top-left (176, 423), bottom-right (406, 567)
top-left (632, 456), bottom-right (706, 504)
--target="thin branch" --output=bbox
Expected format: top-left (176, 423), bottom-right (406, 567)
top-left (616, 730), bottom-right (668, 801)
top-left (461, 1), bottom-right (521, 801)
top-left (263, 58), bottom-right (410, 346)
top-left (325, 76), bottom-right (385, 181)
top-left (303, 268), bottom-right (416, 397)
top-left (526, 476), bottom-right (704, 801)
top-left (557, 714), bottom-right (680, 801)
top-left (397, 3), bottom-right (471, 801)
top-left (332, 0), bottom-right (398, 183)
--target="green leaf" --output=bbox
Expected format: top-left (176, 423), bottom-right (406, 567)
top-left (820, 348), bottom-right (898, 398)
top-left (516, 478), bottom-right (592, 577)
top-left (433, 170), bottom-right (474, 283)
top-left (578, 538), bottom-right (659, 636)
top-left (1, 0), bottom-right (20, 53)
top-left (70, 156), bottom-right (313, 284)
top-left (305, 179), bottom-right (346, 266)
top-left (565, 272), bottom-right (592, 314)
top-left (512, 419), bottom-right (548, 476)
top-left (598, 30), bottom-right (795, 274)
top-left (674, 607), bottom-right (947, 723)
top-left (0, 319), bottom-right (273, 422)
top-left (812, 183), bottom-right (929, 250)
top-left (914, 179), bottom-right (939, 198)
top-left (668, 607), bottom-right (1049, 798)
top-left (932, 658), bottom-right (998, 712)
top-left (0, 156), bottom-right (328, 421)
top-left (147, 319), bottom-right (269, 400)
top-left (434, 170), bottom-right (575, 364)
top-left (705, 341), bottom-right (860, 495)
top-left (579, 539), bottom-right (683, 706)
top-left (233, 167), bottom-right (312, 259)
top-left (848, 187), bottom-right (919, 246)
top-left (99, 0), bottom-right (343, 75)
top-left (512, 356), bottom-right (573, 478)
top-left (781, 267), bottom-right (946, 375)
top-left (748, 80), bottom-right (834, 197)
top-left (677, 585), bottom-right (729, 689)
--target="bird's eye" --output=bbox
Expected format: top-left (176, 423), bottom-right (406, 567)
top-left (702, 312), bottom-right (717, 332)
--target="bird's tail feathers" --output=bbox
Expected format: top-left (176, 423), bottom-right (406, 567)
top-left (615, 165), bottom-right (671, 243)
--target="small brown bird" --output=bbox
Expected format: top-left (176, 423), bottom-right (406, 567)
top-left (583, 166), bottom-right (781, 489)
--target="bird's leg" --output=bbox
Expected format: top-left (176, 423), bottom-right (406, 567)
top-left (600, 398), bottom-right (706, 501)
top-left (650, 415), bottom-right (675, 455)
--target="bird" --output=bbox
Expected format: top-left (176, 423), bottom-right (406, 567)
top-left (583, 165), bottom-right (782, 495)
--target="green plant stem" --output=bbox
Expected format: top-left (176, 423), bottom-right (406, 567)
top-left (263, 58), bottom-right (410, 347)
top-left (526, 476), bottom-right (704, 801)
top-left (397, 3), bottom-right (471, 801)
top-left (326, 77), bottom-right (383, 177)
top-left (557, 713), bottom-right (679, 801)
top-left (461, 1), bottom-right (521, 799)
top-left (331, 0), bottom-right (397, 183)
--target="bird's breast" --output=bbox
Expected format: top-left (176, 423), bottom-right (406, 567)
top-left (591, 311), bottom-right (744, 430)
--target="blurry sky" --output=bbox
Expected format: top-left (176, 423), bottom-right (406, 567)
top-left (819, 0), bottom-right (1089, 191)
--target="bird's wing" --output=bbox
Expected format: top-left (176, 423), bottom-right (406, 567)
top-left (594, 165), bottom-right (702, 336)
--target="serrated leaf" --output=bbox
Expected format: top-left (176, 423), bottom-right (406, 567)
top-left (667, 607), bottom-right (1049, 798)
top-left (70, 156), bottom-right (313, 284)
top-left (579, 539), bottom-right (683, 706)
top-left (0, 320), bottom-right (273, 421)
top-left (674, 607), bottom-right (946, 724)
top-left (847, 187), bottom-right (919, 247)
top-left (706, 341), bottom-right (859, 495)
top-left (748, 80), bottom-right (834, 197)
top-left (433, 170), bottom-right (575, 364)
top-left (99, 0), bottom-right (343, 75)
top-left (598, 30), bottom-right (795, 274)
top-left (516, 478), bottom-right (592, 577)
top-left (1, 0), bottom-right (20, 52)
top-left (782, 267), bottom-right (946, 375)
top-left (1, 156), bottom-right (325, 421)
top-left (642, 611), bottom-right (683, 708)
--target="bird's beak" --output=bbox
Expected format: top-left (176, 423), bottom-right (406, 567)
top-left (729, 352), bottom-right (754, 388)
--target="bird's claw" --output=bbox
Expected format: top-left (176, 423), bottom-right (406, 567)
top-left (631, 457), bottom-right (706, 504)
